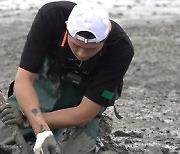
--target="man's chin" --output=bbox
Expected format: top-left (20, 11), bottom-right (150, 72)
top-left (75, 57), bottom-right (90, 61)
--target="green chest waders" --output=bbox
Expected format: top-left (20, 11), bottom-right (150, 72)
top-left (7, 54), bottom-right (104, 142)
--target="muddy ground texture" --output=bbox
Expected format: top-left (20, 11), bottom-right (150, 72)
top-left (0, 6), bottom-right (180, 154)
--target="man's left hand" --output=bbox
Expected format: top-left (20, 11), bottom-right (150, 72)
top-left (0, 103), bottom-right (29, 128)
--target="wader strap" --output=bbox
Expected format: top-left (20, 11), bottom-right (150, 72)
top-left (8, 81), bottom-right (15, 98)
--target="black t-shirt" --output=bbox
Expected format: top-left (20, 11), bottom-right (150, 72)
top-left (20, 1), bottom-right (134, 107)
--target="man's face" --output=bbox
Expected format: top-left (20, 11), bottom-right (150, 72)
top-left (68, 34), bottom-right (104, 61)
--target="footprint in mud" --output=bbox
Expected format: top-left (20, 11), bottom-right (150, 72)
top-left (113, 130), bottom-right (143, 138)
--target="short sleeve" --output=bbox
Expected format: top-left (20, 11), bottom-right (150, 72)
top-left (19, 5), bottom-right (65, 73)
top-left (85, 39), bottom-right (134, 107)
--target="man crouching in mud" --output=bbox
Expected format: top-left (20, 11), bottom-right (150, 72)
top-left (0, 1), bottom-right (134, 154)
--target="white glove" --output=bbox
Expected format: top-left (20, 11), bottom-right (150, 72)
top-left (33, 130), bottom-right (61, 154)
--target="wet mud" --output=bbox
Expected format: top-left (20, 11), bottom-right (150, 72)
top-left (0, 4), bottom-right (180, 154)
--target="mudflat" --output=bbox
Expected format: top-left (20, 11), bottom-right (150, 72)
top-left (0, 2), bottom-right (180, 153)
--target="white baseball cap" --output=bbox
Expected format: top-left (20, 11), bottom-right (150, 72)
top-left (67, 2), bottom-right (110, 43)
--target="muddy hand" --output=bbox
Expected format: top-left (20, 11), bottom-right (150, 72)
top-left (34, 131), bottom-right (61, 154)
top-left (0, 103), bottom-right (29, 128)
top-left (0, 92), bottom-right (30, 154)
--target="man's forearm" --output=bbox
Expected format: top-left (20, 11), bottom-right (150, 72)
top-left (14, 80), bottom-right (49, 134)
top-left (42, 107), bottom-right (87, 129)
top-left (42, 97), bottom-right (102, 129)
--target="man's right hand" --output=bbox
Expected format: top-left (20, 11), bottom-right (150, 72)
top-left (34, 130), bottom-right (61, 154)
top-left (0, 103), bottom-right (30, 128)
